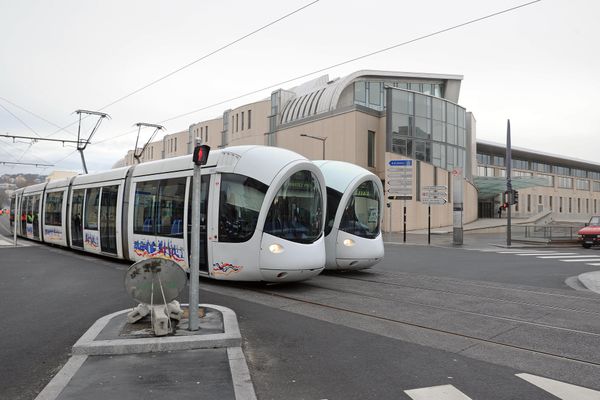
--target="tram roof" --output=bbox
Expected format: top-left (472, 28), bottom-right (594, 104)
top-left (23, 182), bottom-right (47, 194)
top-left (46, 177), bottom-right (73, 190)
top-left (313, 160), bottom-right (377, 193)
top-left (132, 145), bottom-right (310, 185)
top-left (72, 166), bottom-right (131, 187)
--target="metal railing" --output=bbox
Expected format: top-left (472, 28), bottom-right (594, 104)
top-left (511, 225), bottom-right (584, 241)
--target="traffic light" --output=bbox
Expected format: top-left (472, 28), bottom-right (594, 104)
top-left (513, 190), bottom-right (519, 205)
top-left (193, 145), bottom-right (210, 166)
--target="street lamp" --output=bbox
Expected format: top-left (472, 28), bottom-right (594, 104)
top-left (300, 134), bottom-right (327, 160)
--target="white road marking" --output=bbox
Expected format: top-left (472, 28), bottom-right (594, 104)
top-left (0, 237), bottom-right (15, 246)
top-left (561, 258), bottom-right (600, 263)
top-left (585, 263), bottom-right (600, 266)
top-left (514, 253), bottom-right (576, 256)
top-left (516, 373), bottom-right (600, 400)
top-left (537, 255), bottom-right (600, 259)
top-left (404, 384), bottom-right (473, 400)
top-left (498, 250), bottom-right (557, 254)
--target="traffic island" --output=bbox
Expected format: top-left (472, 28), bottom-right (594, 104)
top-left (35, 304), bottom-right (256, 400)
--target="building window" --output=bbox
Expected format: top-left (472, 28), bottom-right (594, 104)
top-left (578, 198), bottom-right (581, 213)
top-left (558, 177), bottom-right (573, 189)
top-left (527, 194), bottom-right (531, 212)
top-left (248, 110), bottom-right (252, 129)
top-left (174, 138), bottom-right (177, 152)
top-left (549, 196), bottom-right (553, 210)
top-left (241, 112), bottom-right (245, 131)
top-left (569, 197), bottom-right (572, 213)
top-left (368, 131), bottom-right (375, 168)
top-left (576, 179), bottom-right (589, 191)
top-left (236, 114), bottom-right (239, 132)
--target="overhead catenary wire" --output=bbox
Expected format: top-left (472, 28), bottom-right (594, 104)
top-left (37, 0), bottom-right (321, 141)
top-left (94, 0), bottom-right (543, 146)
top-left (0, 96), bottom-right (77, 138)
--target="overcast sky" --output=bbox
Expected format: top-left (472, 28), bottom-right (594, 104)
top-left (0, 0), bottom-right (598, 175)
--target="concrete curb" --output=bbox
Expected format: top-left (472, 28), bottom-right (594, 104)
top-left (34, 304), bottom-right (256, 400)
top-left (72, 304), bottom-right (241, 355)
top-left (578, 271), bottom-right (600, 294)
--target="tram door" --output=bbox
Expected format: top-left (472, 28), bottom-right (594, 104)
top-left (99, 185), bottom-right (118, 254)
top-left (187, 175), bottom-right (210, 273)
top-left (70, 189), bottom-right (85, 248)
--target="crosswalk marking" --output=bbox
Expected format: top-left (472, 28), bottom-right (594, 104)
top-left (561, 258), bottom-right (600, 263)
top-left (498, 250), bottom-right (557, 254)
top-left (537, 255), bottom-right (598, 259)
top-left (516, 373), bottom-right (600, 400)
top-left (404, 384), bottom-right (472, 400)
top-left (0, 237), bottom-right (16, 246)
top-left (515, 252), bottom-right (574, 256)
top-left (585, 263), bottom-right (600, 266)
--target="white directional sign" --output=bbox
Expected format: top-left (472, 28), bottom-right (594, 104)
top-left (386, 159), bottom-right (413, 199)
top-left (422, 184), bottom-right (448, 205)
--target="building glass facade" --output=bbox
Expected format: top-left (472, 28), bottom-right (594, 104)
top-left (385, 87), bottom-right (466, 172)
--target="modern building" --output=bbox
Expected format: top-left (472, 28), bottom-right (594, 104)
top-left (114, 69), bottom-right (600, 230)
top-left (475, 140), bottom-right (600, 223)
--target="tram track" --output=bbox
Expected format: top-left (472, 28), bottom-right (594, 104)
top-left (250, 281), bottom-right (600, 368)
top-left (319, 270), bottom-right (600, 316)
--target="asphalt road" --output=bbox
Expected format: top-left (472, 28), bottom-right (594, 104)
top-left (1, 215), bottom-right (600, 399)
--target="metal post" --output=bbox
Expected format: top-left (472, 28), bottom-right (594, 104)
top-left (189, 138), bottom-right (202, 331)
top-left (13, 207), bottom-right (17, 247)
top-left (428, 206), bottom-right (431, 245)
top-left (506, 120), bottom-right (512, 247)
top-left (403, 200), bottom-right (407, 243)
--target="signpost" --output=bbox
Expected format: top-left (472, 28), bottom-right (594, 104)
top-left (190, 140), bottom-right (210, 331)
top-left (386, 159), bottom-right (413, 242)
top-left (422, 185), bottom-right (448, 244)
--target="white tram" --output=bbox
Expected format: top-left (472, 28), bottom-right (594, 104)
top-left (313, 160), bottom-right (384, 270)
top-left (10, 146), bottom-right (327, 282)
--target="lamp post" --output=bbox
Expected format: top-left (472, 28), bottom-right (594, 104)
top-left (300, 134), bottom-right (327, 160)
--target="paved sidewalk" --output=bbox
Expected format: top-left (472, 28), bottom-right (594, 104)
top-left (35, 304), bottom-right (256, 400)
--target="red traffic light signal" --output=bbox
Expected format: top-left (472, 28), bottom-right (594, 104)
top-left (193, 145), bottom-right (210, 166)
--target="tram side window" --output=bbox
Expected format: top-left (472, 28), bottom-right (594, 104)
top-left (84, 188), bottom-right (100, 230)
top-left (339, 181), bottom-right (380, 239)
top-left (45, 192), bottom-right (64, 226)
top-left (264, 170), bottom-right (323, 244)
top-left (133, 181), bottom-right (158, 235)
top-left (219, 174), bottom-right (268, 243)
top-left (157, 178), bottom-right (186, 238)
top-left (9, 197), bottom-right (15, 227)
top-left (324, 187), bottom-right (343, 236)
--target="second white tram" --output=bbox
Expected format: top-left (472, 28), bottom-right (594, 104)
top-left (10, 146), bottom-right (327, 282)
top-left (313, 160), bottom-right (384, 270)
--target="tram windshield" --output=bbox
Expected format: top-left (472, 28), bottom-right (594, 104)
top-left (339, 180), bottom-right (380, 239)
top-left (264, 170), bottom-right (323, 244)
top-left (219, 174), bottom-right (268, 242)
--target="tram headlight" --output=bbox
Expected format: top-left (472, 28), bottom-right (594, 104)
top-left (343, 239), bottom-right (356, 247)
top-left (269, 244), bottom-right (284, 254)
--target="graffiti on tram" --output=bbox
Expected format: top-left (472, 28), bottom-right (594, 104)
top-left (133, 239), bottom-right (185, 263)
top-left (212, 262), bottom-right (243, 276)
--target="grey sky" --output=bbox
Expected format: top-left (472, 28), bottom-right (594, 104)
top-left (0, 0), bottom-right (598, 175)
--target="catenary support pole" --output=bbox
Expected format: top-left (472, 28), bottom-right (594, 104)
top-left (428, 205), bottom-right (431, 245)
top-left (403, 200), bottom-right (407, 243)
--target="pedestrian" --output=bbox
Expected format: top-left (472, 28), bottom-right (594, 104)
top-left (498, 206), bottom-right (502, 219)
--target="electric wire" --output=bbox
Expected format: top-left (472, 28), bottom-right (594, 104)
top-left (40, 0), bottom-right (321, 140)
top-left (93, 0), bottom-right (543, 145)
top-left (0, 102), bottom-right (42, 138)
top-left (0, 96), bottom-right (77, 137)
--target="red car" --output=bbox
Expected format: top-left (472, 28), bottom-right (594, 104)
top-left (577, 216), bottom-right (600, 248)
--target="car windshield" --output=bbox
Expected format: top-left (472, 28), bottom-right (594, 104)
top-left (589, 216), bottom-right (600, 226)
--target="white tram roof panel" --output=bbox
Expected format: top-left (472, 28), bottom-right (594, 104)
top-left (313, 160), bottom-right (376, 193)
top-left (132, 145), bottom-right (309, 185)
top-left (23, 182), bottom-right (47, 194)
top-left (72, 166), bottom-right (131, 187)
top-left (46, 177), bottom-right (73, 190)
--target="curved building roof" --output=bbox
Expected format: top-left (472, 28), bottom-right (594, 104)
top-left (279, 70), bottom-right (463, 125)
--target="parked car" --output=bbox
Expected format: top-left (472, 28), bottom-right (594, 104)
top-left (577, 216), bottom-right (600, 248)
